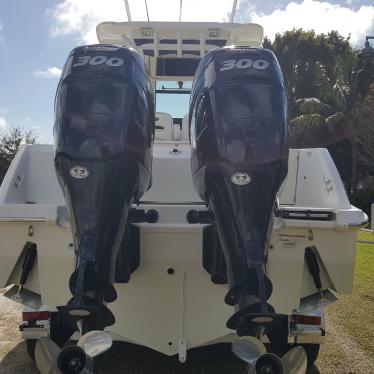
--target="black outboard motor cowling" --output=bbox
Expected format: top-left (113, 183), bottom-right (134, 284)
top-left (54, 45), bottom-right (154, 332)
top-left (190, 47), bottom-right (288, 335)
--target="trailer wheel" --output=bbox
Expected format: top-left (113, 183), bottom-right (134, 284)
top-left (26, 339), bottom-right (37, 361)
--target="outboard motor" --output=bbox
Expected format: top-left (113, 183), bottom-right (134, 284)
top-left (54, 45), bottom-right (154, 333)
top-left (190, 47), bottom-right (288, 336)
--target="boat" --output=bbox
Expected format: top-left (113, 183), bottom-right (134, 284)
top-left (0, 2), bottom-right (367, 373)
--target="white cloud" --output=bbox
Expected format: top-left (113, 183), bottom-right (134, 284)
top-left (33, 67), bottom-right (62, 79)
top-left (50, 0), bottom-right (374, 46)
top-left (0, 21), bottom-right (4, 46)
top-left (50, 0), bottom-right (234, 43)
top-left (246, 0), bottom-right (374, 45)
top-left (0, 117), bottom-right (8, 128)
top-left (0, 107), bottom-right (8, 128)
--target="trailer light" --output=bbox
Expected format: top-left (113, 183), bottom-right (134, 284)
top-left (22, 311), bottom-right (50, 322)
top-left (293, 314), bottom-right (321, 325)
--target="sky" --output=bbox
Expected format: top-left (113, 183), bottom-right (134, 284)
top-left (0, 0), bottom-right (373, 143)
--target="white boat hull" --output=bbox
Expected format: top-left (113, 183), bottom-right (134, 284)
top-left (0, 144), bottom-right (366, 357)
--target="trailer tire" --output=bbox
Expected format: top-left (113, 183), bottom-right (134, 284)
top-left (26, 339), bottom-right (37, 361)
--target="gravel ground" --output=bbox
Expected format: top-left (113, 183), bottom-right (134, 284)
top-left (0, 293), bottom-right (373, 374)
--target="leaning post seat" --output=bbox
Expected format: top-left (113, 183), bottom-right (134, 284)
top-left (182, 114), bottom-right (190, 141)
top-left (155, 112), bottom-right (173, 140)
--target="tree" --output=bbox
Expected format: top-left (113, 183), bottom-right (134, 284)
top-left (352, 84), bottom-right (374, 183)
top-left (264, 29), bottom-right (374, 197)
top-left (263, 30), bottom-right (352, 117)
top-left (0, 125), bottom-right (38, 183)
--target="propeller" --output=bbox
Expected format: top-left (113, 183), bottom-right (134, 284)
top-left (35, 331), bottom-right (112, 374)
top-left (232, 337), bottom-right (307, 374)
top-left (281, 346), bottom-right (307, 374)
top-left (35, 337), bottom-right (61, 374)
top-left (77, 330), bottom-right (112, 358)
top-left (231, 336), bottom-right (266, 364)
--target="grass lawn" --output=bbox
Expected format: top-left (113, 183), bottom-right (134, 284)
top-left (325, 229), bottom-right (374, 356)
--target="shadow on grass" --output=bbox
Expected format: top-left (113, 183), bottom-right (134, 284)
top-left (95, 342), bottom-right (248, 374)
top-left (96, 342), bottom-right (321, 374)
top-left (0, 341), bottom-right (38, 374)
